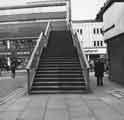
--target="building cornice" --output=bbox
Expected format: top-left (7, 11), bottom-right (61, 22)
top-left (0, 1), bottom-right (67, 10)
top-left (72, 20), bottom-right (102, 23)
top-left (96, 0), bottom-right (124, 21)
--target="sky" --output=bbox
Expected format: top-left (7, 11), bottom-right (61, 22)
top-left (0, 0), bottom-right (106, 20)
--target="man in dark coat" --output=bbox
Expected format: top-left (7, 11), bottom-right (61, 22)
top-left (94, 58), bottom-right (105, 86)
top-left (10, 49), bottom-right (18, 79)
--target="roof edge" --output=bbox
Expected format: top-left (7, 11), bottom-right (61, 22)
top-left (72, 20), bottom-right (102, 23)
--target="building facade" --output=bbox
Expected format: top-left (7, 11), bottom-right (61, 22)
top-left (97, 0), bottom-right (124, 84)
top-left (72, 20), bottom-right (106, 61)
top-left (0, 0), bottom-right (70, 69)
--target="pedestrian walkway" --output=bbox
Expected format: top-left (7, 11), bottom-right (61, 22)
top-left (0, 72), bottom-right (124, 120)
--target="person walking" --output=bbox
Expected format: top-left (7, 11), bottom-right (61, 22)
top-left (10, 57), bottom-right (17, 79)
top-left (10, 49), bottom-right (18, 79)
top-left (94, 58), bottom-right (105, 86)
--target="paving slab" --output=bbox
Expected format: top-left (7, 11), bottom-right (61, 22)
top-left (1, 72), bottom-right (124, 120)
top-left (84, 98), bottom-right (124, 120)
top-left (0, 111), bottom-right (20, 120)
top-left (19, 109), bottom-right (45, 120)
top-left (45, 109), bottom-right (69, 120)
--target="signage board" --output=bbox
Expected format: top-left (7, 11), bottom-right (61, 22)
top-left (84, 48), bottom-right (106, 54)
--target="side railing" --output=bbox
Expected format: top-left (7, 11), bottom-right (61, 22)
top-left (26, 21), bottom-right (51, 94)
top-left (44, 21), bottom-right (51, 47)
top-left (69, 22), bottom-right (90, 90)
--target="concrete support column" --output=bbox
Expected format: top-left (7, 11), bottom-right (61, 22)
top-left (69, 0), bottom-right (71, 21)
top-left (87, 55), bottom-right (90, 61)
top-left (7, 40), bottom-right (10, 66)
top-left (66, 1), bottom-right (69, 29)
top-left (7, 40), bottom-right (10, 49)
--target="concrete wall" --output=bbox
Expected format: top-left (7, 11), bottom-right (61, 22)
top-left (103, 2), bottom-right (124, 84)
top-left (107, 34), bottom-right (124, 84)
top-left (103, 2), bottom-right (124, 40)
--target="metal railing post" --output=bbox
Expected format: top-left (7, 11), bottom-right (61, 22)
top-left (27, 68), bottom-right (30, 94)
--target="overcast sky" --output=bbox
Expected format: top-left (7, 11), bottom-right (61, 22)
top-left (0, 0), bottom-right (106, 20)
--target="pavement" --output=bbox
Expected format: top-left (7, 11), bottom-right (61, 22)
top-left (1, 72), bottom-right (124, 120)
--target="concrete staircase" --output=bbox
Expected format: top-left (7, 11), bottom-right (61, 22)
top-left (30, 31), bottom-right (87, 93)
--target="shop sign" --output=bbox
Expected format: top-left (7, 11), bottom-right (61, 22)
top-left (0, 51), bottom-right (30, 56)
top-left (84, 48), bottom-right (106, 54)
top-left (17, 51), bottom-right (30, 55)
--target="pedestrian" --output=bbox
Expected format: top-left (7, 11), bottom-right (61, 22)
top-left (10, 57), bottom-right (17, 79)
top-left (0, 57), bottom-right (2, 76)
top-left (89, 59), bottom-right (94, 72)
top-left (10, 49), bottom-right (18, 79)
top-left (94, 58), bottom-right (105, 86)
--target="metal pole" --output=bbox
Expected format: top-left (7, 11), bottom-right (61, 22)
top-left (27, 69), bottom-right (30, 94)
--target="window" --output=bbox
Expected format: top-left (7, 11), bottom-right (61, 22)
top-left (77, 29), bottom-right (79, 33)
top-left (94, 41), bottom-right (96, 47)
top-left (93, 28), bottom-right (95, 34)
top-left (97, 41), bottom-right (99, 46)
top-left (101, 41), bottom-right (103, 46)
top-left (80, 29), bottom-right (82, 35)
top-left (97, 28), bottom-right (99, 34)
top-left (100, 28), bottom-right (103, 34)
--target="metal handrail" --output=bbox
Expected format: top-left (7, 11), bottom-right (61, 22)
top-left (44, 21), bottom-right (51, 47)
top-left (69, 22), bottom-right (90, 90)
top-left (26, 21), bottom-right (51, 94)
top-left (26, 32), bottom-right (43, 70)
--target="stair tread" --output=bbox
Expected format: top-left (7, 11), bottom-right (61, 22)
top-left (34, 77), bottom-right (83, 79)
top-left (32, 85), bottom-right (86, 88)
top-left (37, 68), bottom-right (82, 70)
top-left (35, 73), bottom-right (82, 75)
top-left (39, 62), bottom-right (80, 63)
top-left (33, 81), bottom-right (85, 83)
top-left (39, 64), bottom-right (81, 66)
top-left (36, 70), bottom-right (82, 72)
top-left (30, 90), bottom-right (88, 94)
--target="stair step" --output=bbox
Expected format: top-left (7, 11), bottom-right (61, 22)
top-left (41, 57), bottom-right (78, 59)
top-left (30, 90), bottom-right (87, 94)
top-left (34, 77), bottom-right (83, 80)
top-left (34, 78), bottom-right (84, 82)
top-left (41, 56), bottom-right (78, 58)
top-left (33, 81), bottom-right (85, 84)
top-left (32, 85), bottom-right (85, 88)
top-left (35, 75), bottom-right (83, 78)
top-left (35, 73), bottom-right (82, 76)
top-left (36, 70), bottom-right (82, 74)
top-left (40, 59), bottom-right (79, 62)
top-left (38, 64), bottom-right (81, 67)
top-left (37, 67), bottom-right (82, 70)
top-left (39, 61), bottom-right (80, 64)
top-left (31, 87), bottom-right (87, 91)
top-left (32, 82), bottom-right (86, 86)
